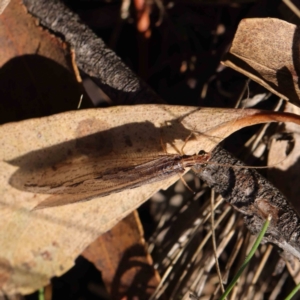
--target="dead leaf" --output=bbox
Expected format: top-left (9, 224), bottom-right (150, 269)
top-left (82, 211), bottom-right (160, 298)
top-left (0, 0), bottom-right (10, 14)
top-left (222, 18), bottom-right (300, 106)
top-left (0, 0), bottom-right (86, 124)
top-left (1, 105), bottom-right (300, 294)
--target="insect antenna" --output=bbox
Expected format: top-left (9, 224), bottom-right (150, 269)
top-left (191, 150), bottom-right (289, 173)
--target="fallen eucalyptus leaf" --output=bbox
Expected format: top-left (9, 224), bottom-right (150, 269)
top-left (222, 18), bottom-right (300, 105)
top-left (1, 105), bottom-right (300, 294)
top-left (0, 0), bottom-right (84, 124)
top-left (82, 211), bottom-right (160, 298)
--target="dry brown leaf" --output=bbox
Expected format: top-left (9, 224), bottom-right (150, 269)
top-left (0, 0), bottom-right (10, 14)
top-left (1, 105), bottom-right (300, 295)
top-left (0, 0), bottom-right (84, 124)
top-left (82, 211), bottom-right (160, 298)
top-left (222, 18), bottom-right (300, 106)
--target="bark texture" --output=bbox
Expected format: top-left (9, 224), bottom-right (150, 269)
top-left (196, 146), bottom-right (300, 260)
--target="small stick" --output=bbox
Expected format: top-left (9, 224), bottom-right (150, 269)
top-left (195, 146), bottom-right (300, 261)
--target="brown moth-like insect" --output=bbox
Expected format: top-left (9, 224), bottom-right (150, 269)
top-left (12, 151), bottom-right (210, 209)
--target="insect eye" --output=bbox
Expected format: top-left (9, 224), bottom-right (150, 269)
top-left (198, 150), bottom-right (207, 155)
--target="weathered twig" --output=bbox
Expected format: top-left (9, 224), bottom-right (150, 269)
top-left (22, 0), bottom-right (162, 105)
top-left (195, 146), bottom-right (300, 260)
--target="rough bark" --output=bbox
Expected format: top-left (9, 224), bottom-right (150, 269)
top-left (196, 146), bottom-right (300, 260)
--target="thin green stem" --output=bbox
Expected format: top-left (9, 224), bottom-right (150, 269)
top-left (38, 288), bottom-right (44, 300)
top-left (284, 282), bottom-right (300, 300)
top-left (219, 215), bottom-right (271, 300)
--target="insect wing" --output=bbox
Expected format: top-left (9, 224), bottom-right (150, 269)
top-left (19, 155), bottom-right (182, 208)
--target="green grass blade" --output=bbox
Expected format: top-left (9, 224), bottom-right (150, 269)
top-left (38, 287), bottom-right (44, 300)
top-left (284, 282), bottom-right (300, 300)
top-left (219, 215), bottom-right (271, 300)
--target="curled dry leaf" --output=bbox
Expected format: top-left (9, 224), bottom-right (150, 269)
top-left (1, 105), bottom-right (300, 294)
top-left (222, 18), bottom-right (300, 106)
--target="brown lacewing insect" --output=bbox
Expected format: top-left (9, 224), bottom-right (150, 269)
top-left (21, 151), bottom-right (210, 209)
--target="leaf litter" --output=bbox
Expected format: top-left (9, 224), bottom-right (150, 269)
top-left (2, 104), bottom-right (300, 295)
top-left (2, 2), bottom-right (300, 300)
